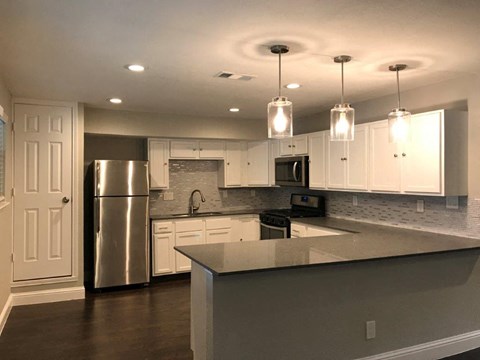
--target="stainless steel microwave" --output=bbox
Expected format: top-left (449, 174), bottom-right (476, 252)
top-left (275, 156), bottom-right (309, 187)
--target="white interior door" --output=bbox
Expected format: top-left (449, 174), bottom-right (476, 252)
top-left (13, 103), bottom-right (73, 281)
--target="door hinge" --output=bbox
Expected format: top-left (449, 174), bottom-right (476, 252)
top-left (11, 188), bottom-right (15, 197)
top-left (11, 253), bottom-right (14, 263)
top-left (11, 122), bottom-right (14, 133)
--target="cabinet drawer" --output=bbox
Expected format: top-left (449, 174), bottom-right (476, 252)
top-left (175, 219), bottom-right (203, 232)
top-left (153, 221), bottom-right (173, 234)
top-left (205, 217), bottom-right (231, 230)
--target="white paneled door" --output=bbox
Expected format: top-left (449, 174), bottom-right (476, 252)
top-left (13, 104), bottom-right (73, 281)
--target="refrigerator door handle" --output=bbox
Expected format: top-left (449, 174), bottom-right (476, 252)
top-left (96, 198), bottom-right (100, 233)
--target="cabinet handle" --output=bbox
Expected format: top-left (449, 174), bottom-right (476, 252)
top-left (199, 148), bottom-right (203, 151)
top-left (394, 154), bottom-right (398, 158)
top-left (344, 157), bottom-right (347, 161)
top-left (164, 162), bottom-right (167, 165)
top-left (248, 162), bottom-right (251, 165)
top-left (288, 145), bottom-right (292, 148)
top-left (193, 148), bottom-right (196, 151)
top-left (292, 144), bottom-right (296, 148)
top-left (402, 153), bottom-right (406, 157)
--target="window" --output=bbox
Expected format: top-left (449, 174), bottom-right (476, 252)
top-left (0, 116), bottom-right (5, 202)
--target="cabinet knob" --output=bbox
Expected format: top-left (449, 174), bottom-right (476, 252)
top-left (292, 144), bottom-right (296, 147)
top-left (199, 148), bottom-right (203, 151)
top-left (193, 148), bottom-right (196, 151)
top-left (344, 157), bottom-right (347, 161)
top-left (164, 162), bottom-right (167, 166)
top-left (288, 145), bottom-right (292, 148)
top-left (394, 154), bottom-right (398, 158)
top-left (227, 162), bottom-right (230, 165)
top-left (240, 238), bottom-right (243, 242)
top-left (248, 162), bottom-right (251, 165)
top-left (402, 153), bottom-right (406, 157)
top-left (62, 197), bottom-right (70, 204)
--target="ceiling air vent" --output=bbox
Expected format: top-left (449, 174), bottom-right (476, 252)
top-left (215, 71), bottom-right (256, 81)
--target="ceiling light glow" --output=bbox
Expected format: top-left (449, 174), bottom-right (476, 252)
top-left (285, 83), bottom-right (301, 89)
top-left (126, 64), bottom-right (145, 72)
top-left (108, 98), bottom-right (122, 104)
top-left (229, 108), bottom-right (240, 112)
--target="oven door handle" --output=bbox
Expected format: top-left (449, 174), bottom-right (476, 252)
top-left (292, 161), bottom-right (299, 182)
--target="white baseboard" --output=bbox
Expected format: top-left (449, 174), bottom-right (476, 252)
top-left (358, 329), bottom-right (480, 360)
top-left (11, 286), bottom-right (85, 306)
top-left (0, 294), bottom-right (13, 335)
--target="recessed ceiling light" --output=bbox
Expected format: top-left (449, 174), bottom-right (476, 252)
top-left (229, 108), bottom-right (240, 112)
top-left (285, 83), bottom-right (301, 89)
top-left (107, 98), bottom-right (122, 104)
top-left (126, 64), bottom-right (145, 72)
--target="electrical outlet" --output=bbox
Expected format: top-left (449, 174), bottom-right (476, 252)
top-left (416, 200), bottom-right (425, 213)
top-left (223, 190), bottom-right (228, 199)
top-left (250, 189), bottom-right (256, 197)
top-left (446, 196), bottom-right (459, 210)
top-left (366, 320), bottom-right (376, 340)
top-left (353, 195), bottom-right (358, 206)
top-left (164, 192), bottom-right (174, 201)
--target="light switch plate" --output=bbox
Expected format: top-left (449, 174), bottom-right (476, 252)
top-left (446, 196), bottom-right (459, 209)
top-left (416, 200), bottom-right (425, 213)
top-left (164, 192), bottom-right (174, 201)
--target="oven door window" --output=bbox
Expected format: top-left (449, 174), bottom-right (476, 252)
top-left (261, 223), bottom-right (288, 240)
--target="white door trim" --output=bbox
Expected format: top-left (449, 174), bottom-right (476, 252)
top-left (357, 329), bottom-right (480, 360)
top-left (11, 286), bottom-right (85, 306)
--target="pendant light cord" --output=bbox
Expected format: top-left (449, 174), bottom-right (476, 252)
top-left (278, 52), bottom-right (282, 97)
top-left (396, 68), bottom-right (401, 109)
top-left (341, 60), bottom-right (345, 104)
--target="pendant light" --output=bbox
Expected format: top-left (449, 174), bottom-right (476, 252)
top-left (388, 64), bottom-right (411, 143)
top-left (267, 45), bottom-right (293, 139)
top-left (330, 55), bottom-right (354, 141)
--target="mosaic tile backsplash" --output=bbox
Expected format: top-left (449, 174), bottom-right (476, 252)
top-left (150, 160), bottom-right (480, 239)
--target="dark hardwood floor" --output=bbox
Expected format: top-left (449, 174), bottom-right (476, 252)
top-left (1, 278), bottom-right (480, 360)
top-left (0, 279), bottom-right (193, 360)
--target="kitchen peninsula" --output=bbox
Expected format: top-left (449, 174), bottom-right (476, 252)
top-left (176, 218), bottom-right (480, 360)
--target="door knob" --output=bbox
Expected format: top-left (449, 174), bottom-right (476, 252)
top-left (62, 197), bottom-right (70, 204)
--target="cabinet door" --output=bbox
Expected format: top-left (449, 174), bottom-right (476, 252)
top-left (269, 140), bottom-right (280, 186)
top-left (206, 228), bottom-right (232, 244)
top-left (402, 111), bottom-right (442, 194)
top-left (327, 137), bottom-right (346, 189)
top-left (153, 233), bottom-right (175, 276)
top-left (279, 139), bottom-right (293, 156)
top-left (247, 141), bottom-right (269, 185)
top-left (242, 218), bottom-right (260, 241)
top-left (290, 223), bottom-right (306, 238)
top-left (175, 230), bottom-right (204, 272)
top-left (369, 121), bottom-right (401, 192)
top-left (292, 135), bottom-right (308, 155)
top-left (308, 132), bottom-right (326, 189)
top-left (199, 140), bottom-right (225, 159)
top-left (170, 140), bottom-right (198, 159)
top-left (225, 142), bottom-right (243, 187)
top-left (148, 140), bottom-right (169, 189)
top-left (346, 124), bottom-right (369, 190)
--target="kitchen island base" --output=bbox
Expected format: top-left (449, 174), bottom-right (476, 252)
top-left (191, 251), bottom-right (480, 360)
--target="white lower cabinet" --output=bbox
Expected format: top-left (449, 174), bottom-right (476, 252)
top-left (290, 222), bottom-right (346, 238)
top-left (152, 215), bottom-right (260, 276)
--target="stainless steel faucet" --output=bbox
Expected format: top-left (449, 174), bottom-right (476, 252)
top-left (189, 189), bottom-right (206, 215)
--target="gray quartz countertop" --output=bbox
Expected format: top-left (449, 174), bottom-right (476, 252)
top-left (150, 208), bottom-right (271, 220)
top-left (175, 217), bottom-right (480, 276)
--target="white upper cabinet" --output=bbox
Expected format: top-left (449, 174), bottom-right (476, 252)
top-left (279, 135), bottom-right (308, 156)
top-left (170, 140), bottom-right (224, 159)
top-left (269, 140), bottom-right (280, 187)
top-left (308, 131), bottom-right (327, 189)
top-left (247, 141), bottom-right (269, 186)
top-left (369, 121), bottom-right (401, 192)
top-left (369, 110), bottom-right (467, 196)
top-left (327, 124), bottom-right (369, 191)
top-left (148, 139), bottom-right (169, 189)
top-left (218, 141), bottom-right (245, 188)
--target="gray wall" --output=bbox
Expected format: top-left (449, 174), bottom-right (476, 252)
top-left (0, 76), bottom-right (12, 313)
top-left (84, 107), bottom-right (267, 140)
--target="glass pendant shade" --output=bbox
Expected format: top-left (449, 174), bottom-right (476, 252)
top-left (388, 108), bottom-right (411, 143)
top-left (330, 103), bottom-right (354, 141)
top-left (268, 96), bottom-right (293, 138)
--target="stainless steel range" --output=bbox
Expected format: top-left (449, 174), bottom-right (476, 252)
top-left (260, 194), bottom-right (326, 240)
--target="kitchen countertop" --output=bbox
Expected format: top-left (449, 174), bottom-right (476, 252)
top-left (175, 217), bottom-right (480, 276)
top-left (150, 208), bottom-right (271, 220)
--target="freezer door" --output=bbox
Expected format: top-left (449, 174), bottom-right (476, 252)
top-left (93, 196), bottom-right (149, 288)
top-left (94, 160), bottom-right (149, 196)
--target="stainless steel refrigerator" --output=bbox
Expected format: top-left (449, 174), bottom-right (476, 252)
top-left (92, 160), bottom-right (150, 289)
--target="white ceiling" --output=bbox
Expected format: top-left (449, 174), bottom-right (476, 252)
top-left (0, 0), bottom-right (479, 120)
